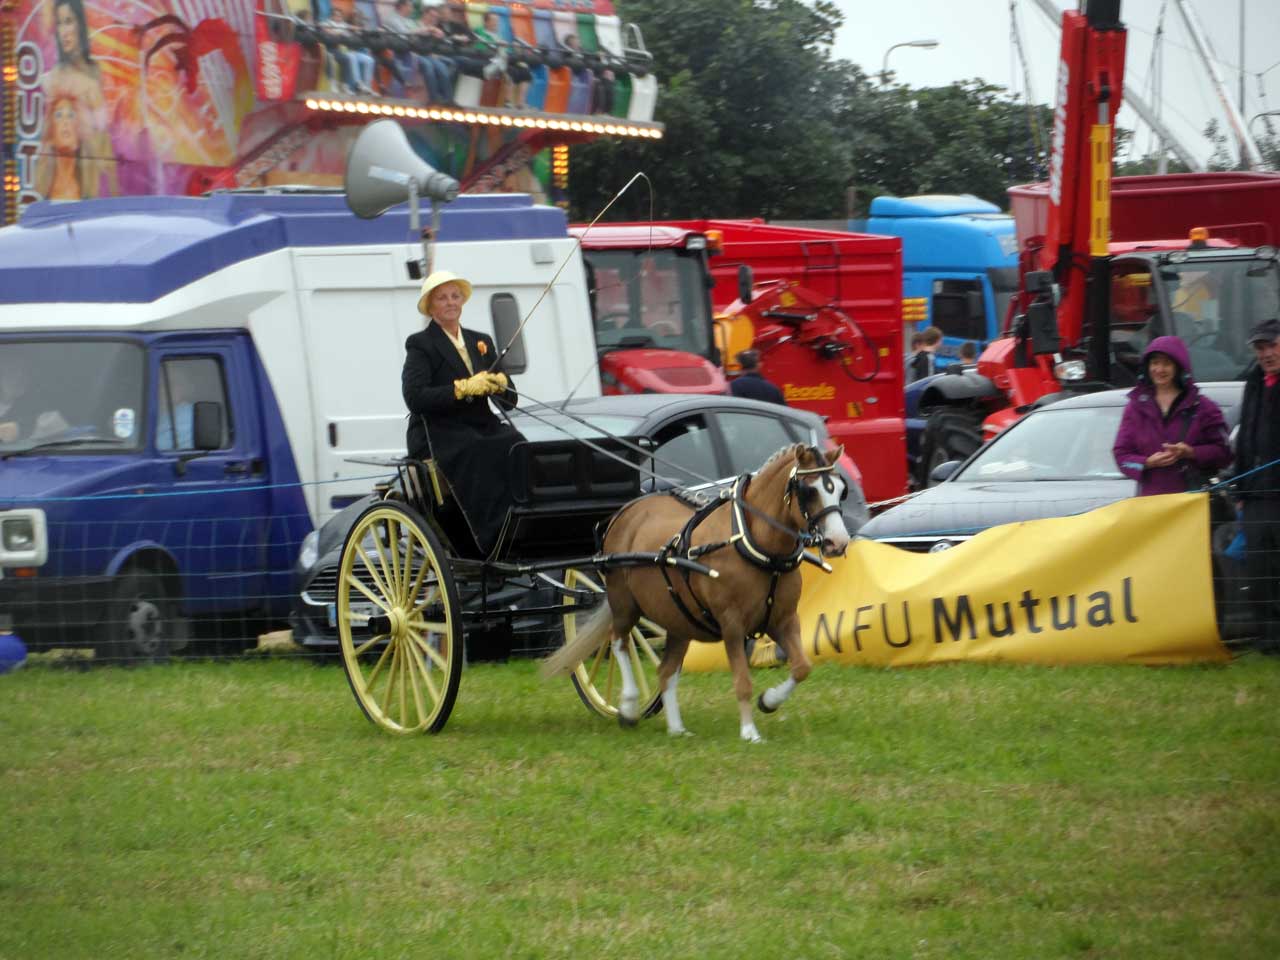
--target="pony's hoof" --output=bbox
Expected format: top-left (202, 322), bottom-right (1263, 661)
top-left (668, 728), bottom-right (694, 738)
top-left (617, 712), bottom-right (639, 728)
top-left (757, 692), bottom-right (778, 715)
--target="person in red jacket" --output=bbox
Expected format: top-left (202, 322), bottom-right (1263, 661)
top-left (1112, 335), bottom-right (1231, 496)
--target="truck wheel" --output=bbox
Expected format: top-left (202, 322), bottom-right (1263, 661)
top-left (919, 409), bottom-right (983, 487)
top-left (98, 569), bottom-right (187, 666)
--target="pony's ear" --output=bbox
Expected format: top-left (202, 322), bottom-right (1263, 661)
top-left (825, 445), bottom-right (843, 465)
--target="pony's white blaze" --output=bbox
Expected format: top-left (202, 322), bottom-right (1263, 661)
top-left (809, 474), bottom-right (851, 557)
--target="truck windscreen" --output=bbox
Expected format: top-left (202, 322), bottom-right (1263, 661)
top-left (586, 249), bottom-right (713, 358)
top-left (1160, 257), bottom-right (1280, 382)
top-left (0, 340), bottom-right (145, 451)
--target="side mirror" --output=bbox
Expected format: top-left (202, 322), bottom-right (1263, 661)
top-left (737, 264), bottom-right (754, 306)
top-left (192, 401), bottom-right (223, 451)
top-left (1026, 301), bottom-right (1061, 355)
top-left (1025, 269), bottom-right (1060, 306)
top-left (930, 460), bottom-right (962, 484)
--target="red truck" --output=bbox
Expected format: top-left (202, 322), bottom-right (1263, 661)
top-left (911, 0), bottom-right (1280, 479)
top-left (572, 220), bottom-right (908, 505)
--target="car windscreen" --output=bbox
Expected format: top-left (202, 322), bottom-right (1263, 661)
top-left (0, 339), bottom-right (145, 452)
top-left (955, 405), bottom-right (1126, 482)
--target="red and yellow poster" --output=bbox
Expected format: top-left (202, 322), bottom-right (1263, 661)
top-left (7, 0), bottom-right (263, 208)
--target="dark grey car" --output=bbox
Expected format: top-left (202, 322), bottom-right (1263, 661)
top-left (290, 393), bottom-right (869, 652)
top-left (859, 383), bottom-right (1246, 629)
top-left (861, 382), bottom-right (1243, 551)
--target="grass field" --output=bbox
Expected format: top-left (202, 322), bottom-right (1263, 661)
top-left (2, 652), bottom-right (1278, 959)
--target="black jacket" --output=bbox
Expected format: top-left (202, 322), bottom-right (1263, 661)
top-left (728, 371), bottom-right (786, 406)
top-left (402, 322), bottom-right (522, 553)
top-left (1234, 365), bottom-right (1280, 499)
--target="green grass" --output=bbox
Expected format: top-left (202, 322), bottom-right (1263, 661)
top-left (2, 654), bottom-right (1278, 959)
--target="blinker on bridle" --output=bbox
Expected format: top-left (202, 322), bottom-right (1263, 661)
top-left (784, 451), bottom-right (847, 541)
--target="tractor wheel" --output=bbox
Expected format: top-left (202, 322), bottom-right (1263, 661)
top-left (562, 567), bottom-right (665, 721)
top-left (918, 408), bottom-right (984, 487)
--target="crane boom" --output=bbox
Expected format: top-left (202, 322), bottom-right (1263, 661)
top-left (1040, 0), bottom-right (1127, 351)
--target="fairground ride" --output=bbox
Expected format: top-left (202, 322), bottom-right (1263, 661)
top-left (1, 0), bottom-right (663, 224)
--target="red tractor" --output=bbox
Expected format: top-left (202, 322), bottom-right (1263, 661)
top-left (573, 220), bottom-right (908, 505)
top-left (912, 0), bottom-right (1280, 480)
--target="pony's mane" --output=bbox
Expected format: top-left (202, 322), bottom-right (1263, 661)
top-left (756, 442), bottom-right (808, 477)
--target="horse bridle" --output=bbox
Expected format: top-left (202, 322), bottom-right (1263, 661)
top-left (730, 448), bottom-right (845, 569)
top-left (784, 451), bottom-right (848, 545)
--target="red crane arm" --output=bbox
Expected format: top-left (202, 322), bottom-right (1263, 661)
top-left (1039, 0), bottom-right (1127, 347)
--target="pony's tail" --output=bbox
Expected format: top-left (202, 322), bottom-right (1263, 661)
top-left (540, 602), bottom-right (612, 679)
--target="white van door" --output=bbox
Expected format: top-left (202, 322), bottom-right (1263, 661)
top-left (293, 249), bottom-right (421, 525)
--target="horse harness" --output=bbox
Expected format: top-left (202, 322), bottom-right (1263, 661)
top-left (656, 457), bottom-right (845, 641)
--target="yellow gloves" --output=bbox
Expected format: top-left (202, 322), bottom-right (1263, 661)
top-left (453, 371), bottom-right (509, 400)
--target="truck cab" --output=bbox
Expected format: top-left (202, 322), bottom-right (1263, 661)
top-left (570, 223), bottom-right (728, 395)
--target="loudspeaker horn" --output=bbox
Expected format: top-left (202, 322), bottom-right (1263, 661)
top-left (344, 119), bottom-right (459, 219)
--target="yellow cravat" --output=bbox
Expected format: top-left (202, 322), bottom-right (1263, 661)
top-left (440, 324), bottom-right (473, 375)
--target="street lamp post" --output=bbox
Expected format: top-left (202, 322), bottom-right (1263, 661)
top-left (880, 39), bottom-right (940, 86)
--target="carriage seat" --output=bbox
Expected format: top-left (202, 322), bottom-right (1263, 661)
top-left (391, 458), bottom-right (451, 511)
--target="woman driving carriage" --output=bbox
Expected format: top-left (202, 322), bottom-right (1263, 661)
top-left (402, 270), bottom-right (523, 555)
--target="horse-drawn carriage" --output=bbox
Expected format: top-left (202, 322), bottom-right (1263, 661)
top-left (335, 430), bottom-right (671, 734)
top-left (332, 430), bottom-right (850, 740)
top-left (332, 120), bottom-right (851, 739)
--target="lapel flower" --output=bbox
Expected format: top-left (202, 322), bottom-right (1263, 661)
top-left (477, 340), bottom-right (488, 356)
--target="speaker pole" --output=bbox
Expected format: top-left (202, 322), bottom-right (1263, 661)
top-left (426, 203), bottom-right (442, 276)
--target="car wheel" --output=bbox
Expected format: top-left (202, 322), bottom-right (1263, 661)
top-left (98, 568), bottom-right (187, 666)
top-left (919, 408), bottom-right (983, 487)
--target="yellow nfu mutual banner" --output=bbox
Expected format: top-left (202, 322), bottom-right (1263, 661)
top-left (684, 492), bottom-right (1229, 671)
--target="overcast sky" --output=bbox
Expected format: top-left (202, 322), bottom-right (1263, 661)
top-left (828, 0), bottom-right (1280, 167)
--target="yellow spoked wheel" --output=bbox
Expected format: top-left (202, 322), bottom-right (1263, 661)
top-left (563, 567), bottom-right (666, 720)
top-left (336, 502), bottom-right (462, 735)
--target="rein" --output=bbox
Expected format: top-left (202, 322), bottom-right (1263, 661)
top-left (505, 389), bottom-right (844, 545)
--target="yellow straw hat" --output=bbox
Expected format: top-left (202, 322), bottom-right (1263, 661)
top-left (417, 270), bottom-right (473, 316)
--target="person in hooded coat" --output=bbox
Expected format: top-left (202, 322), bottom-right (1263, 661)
top-left (402, 270), bottom-right (523, 555)
top-left (1112, 335), bottom-right (1231, 496)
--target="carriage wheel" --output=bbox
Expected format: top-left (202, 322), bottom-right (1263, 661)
top-left (336, 501), bottom-right (462, 735)
top-left (562, 567), bottom-right (666, 721)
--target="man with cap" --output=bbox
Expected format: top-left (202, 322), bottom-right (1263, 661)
top-left (728, 349), bottom-right (785, 405)
top-left (402, 270), bottom-right (522, 556)
top-left (1233, 317), bottom-right (1280, 653)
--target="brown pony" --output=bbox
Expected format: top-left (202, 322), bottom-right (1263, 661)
top-left (543, 443), bottom-right (850, 742)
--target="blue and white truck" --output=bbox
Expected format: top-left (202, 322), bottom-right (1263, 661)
top-left (852, 194), bottom-right (1020, 366)
top-left (849, 194), bottom-right (1021, 486)
top-left (0, 190), bottom-right (600, 660)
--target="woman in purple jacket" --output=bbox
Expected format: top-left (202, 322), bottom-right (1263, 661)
top-left (1112, 335), bottom-right (1232, 496)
